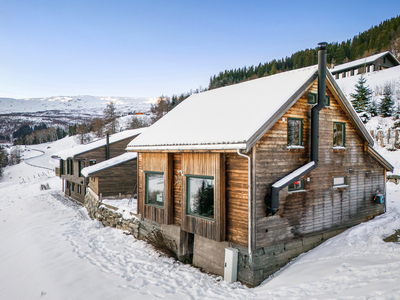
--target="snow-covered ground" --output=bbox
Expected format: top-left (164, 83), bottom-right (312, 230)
top-left (1, 137), bottom-right (400, 299)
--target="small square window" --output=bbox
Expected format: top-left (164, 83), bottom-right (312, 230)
top-left (307, 92), bottom-right (317, 104)
top-left (333, 122), bottom-right (346, 147)
top-left (287, 118), bottom-right (303, 146)
top-left (145, 172), bottom-right (164, 207)
top-left (333, 176), bottom-right (347, 186)
top-left (289, 179), bottom-right (304, 191)
top-left (307, 92), bottom-right (330, 106)
top-left (89, 159), bottom-right (96, 166)
top-left (187, 175), bottom-right (214, 220)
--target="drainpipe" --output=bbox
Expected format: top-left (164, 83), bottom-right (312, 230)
top-left (266, 42), bottom-right (327, 215)
top-left (237, 149), bottom-right (252, 264)
top-left (106, 133), bottom-right (110, 160)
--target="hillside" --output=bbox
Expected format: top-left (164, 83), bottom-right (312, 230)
top-left (208, 15), bottom-right (400, 90)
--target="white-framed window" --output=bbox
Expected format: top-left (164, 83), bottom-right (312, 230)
top-left (186, 175), bottom-right (214, 220)
top-left (289, 179), bottom-right (304, 192)
top-left (333, 176), bottom-right (347, 187)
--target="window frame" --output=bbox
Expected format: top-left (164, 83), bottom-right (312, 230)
top-left (186, 175), bottom-right (215, 221)
top-left (287, 118), bottom-right (304, 147)
top-left (144, 171), bottom-right (165, 208)
top-left (307, 92), bottom-right (330, 106)
top-left (288, 178), bottom-right (305, 192)
top-left (333, 122), bottom-right (346, 148)
top-left (333, 176), bottom-right (347, 187)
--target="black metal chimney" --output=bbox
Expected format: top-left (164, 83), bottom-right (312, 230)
top-left (311, 42), bottom-right (327, 165)
top-left (266, 42), bottom-right (327, 216)
top-left (106, 133), bottom-right (110, 160)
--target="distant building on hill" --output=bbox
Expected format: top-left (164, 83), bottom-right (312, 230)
top-left (330, 51), bottom-right (399, 79)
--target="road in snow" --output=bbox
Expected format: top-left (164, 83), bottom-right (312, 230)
top-left (1, 138), bottom-right (400, 299)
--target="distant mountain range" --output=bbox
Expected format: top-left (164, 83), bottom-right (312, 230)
top-left (0, 95), bottom-right (152, 140)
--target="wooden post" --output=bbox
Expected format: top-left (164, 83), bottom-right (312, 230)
top-left (100, 193), bottom-right (102, 201)
top-left (378, 130), bottom-right (384, 147)
top-left (396, 129), bottom-right (400, 149)
top-left (388, 128), bottom-right (391, 145)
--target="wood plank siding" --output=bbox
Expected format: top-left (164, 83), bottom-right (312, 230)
top-left (254, 79), bottom-right (385, 248)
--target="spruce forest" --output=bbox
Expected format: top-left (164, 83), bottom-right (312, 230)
top-left (208, 15), bottom-right (400, 90)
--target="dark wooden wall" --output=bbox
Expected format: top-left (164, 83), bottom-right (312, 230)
top-left (95, 159), bottom-right (137, 197)
top-left (254, 79), bottom-right (386, 248)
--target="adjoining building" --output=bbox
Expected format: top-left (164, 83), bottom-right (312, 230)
top-left (81, 152), bottom-right (138, 200)
top-left (330, 51), bottom-right (399, 79)
top-left (126, 45), bottom-right (392, 286)
top-left (52, 128), bottom-right (145, 203)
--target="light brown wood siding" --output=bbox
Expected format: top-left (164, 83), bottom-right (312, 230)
top-left (255, 79), bottom-right (385, 248)
top-left (225, 153), bottom-right (249, 247)
top-left (180, 153), bottom-right (225, 242)
top-left (138, 152), bottom-right (173, 224)
top-left (173, 153), bottom-right (183, 226)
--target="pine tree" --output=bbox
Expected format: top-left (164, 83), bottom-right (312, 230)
top-left (380, 85), bottom-right (395, 117)
top-left (350, 75), bottom-right (373, 113)
top-left (368, 100), bottom-right (379, 117)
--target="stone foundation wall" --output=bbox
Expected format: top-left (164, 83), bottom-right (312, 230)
top-left (84, 192), bottom-right (346, 287)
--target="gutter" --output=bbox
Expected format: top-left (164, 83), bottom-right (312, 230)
top-left (237, 149), bottom-right (252, 264)
top-left (266, 42), bottom-right (327, 215)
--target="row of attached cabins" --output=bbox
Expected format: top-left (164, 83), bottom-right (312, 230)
top-left (53, 46), bottom-right (394, 286)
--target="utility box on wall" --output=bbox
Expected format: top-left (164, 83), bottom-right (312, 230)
top-left (224, 247), bottom-right (238, 283)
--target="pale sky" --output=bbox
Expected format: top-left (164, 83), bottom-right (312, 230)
top-left (0, 0), bottom-right (399, 99)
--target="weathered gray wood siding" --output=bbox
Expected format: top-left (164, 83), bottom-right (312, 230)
top-left (255, 79), bottom-right (385, 248)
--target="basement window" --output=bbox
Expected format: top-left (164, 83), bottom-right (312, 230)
top-left (333, 176), bottom-right (347, 188)
top-left (288, 179), bottom-right (305, 192)
top-left (333, 122), bottom-right (346, 148)
top-left (186, 175), bottom-right (214, 220)
top-left (287, 118), bottom-right (303, 147)
top-left (145, 172), bottom-right (164, 207)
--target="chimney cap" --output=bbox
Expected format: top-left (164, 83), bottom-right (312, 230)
top-left (318, 42), bottom-right (327, 49)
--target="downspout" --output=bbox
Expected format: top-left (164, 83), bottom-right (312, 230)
top-left (237, 149), bottom-right (252, 264)
top-left (267, 42), bottom-right (327, 215)
top-left (106, 133), bottom-right (110, 160)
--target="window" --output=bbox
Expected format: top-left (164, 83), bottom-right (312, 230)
top-left (333, 122), bottom-right (346, 147)
top-left (333, 176), bottom-right (347, 186)
top-left (72, 183), bottom-right (75, 192)
top-left (145, 172), bottom-right (164, 207)
top-left (288, 179), bottom-right (304, 191)
top-left (66, 159), bottom-right (74, 175)
top-left (79, 161), bottom-right (85, 177)
top-left (89, 159), bottom-right (96, 166)
top-left (287, 118), bottom-right (303, 146)
top-left (78, 185), bottom-right (82, 194)
top-left (307, 92), bottom-right (330, 106)
top-left (60, 160), bottom-right (65, 175)
top-left (186, 175), bottom-right (214, 220)
top-left (307, 92), bottom-right (317, 104)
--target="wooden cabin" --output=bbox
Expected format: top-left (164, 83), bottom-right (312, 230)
top-left (126, 46), bottom-right (393, 286)
top-left (81, 152), bottom-right (138, 200)
top-left (52, 128), bottom-right (145, 203)
top-left (330, 51), bottom-right (399, 79)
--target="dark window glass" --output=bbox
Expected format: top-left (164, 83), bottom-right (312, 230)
top-left (333, 122), bottom-right (346, 147)
top-left (145, 172), bottom-right (164, 207)
top-left (187, 176), bottom-right (214, 220)
top-left (287, 118), bottom-right (303, 146)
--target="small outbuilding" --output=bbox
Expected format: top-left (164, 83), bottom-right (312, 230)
top-left (81, 152), bottom-right (138, 200)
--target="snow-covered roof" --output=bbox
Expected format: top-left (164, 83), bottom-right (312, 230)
top-left (81, 152), bottom-right (137, 177)
top-left (330, 52), bottom-right (399, 74)
top-left (127, 66), bottom-right (319, 152)
top-left (52, 128), bottom-right (145, 160)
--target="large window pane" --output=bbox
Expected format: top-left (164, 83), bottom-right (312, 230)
top-left (287, 118), bottom-right (303, 146)
top-left (145, 172), bottom-right (164, 206)
top-left (187, 176), bottom-right (214, 220)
